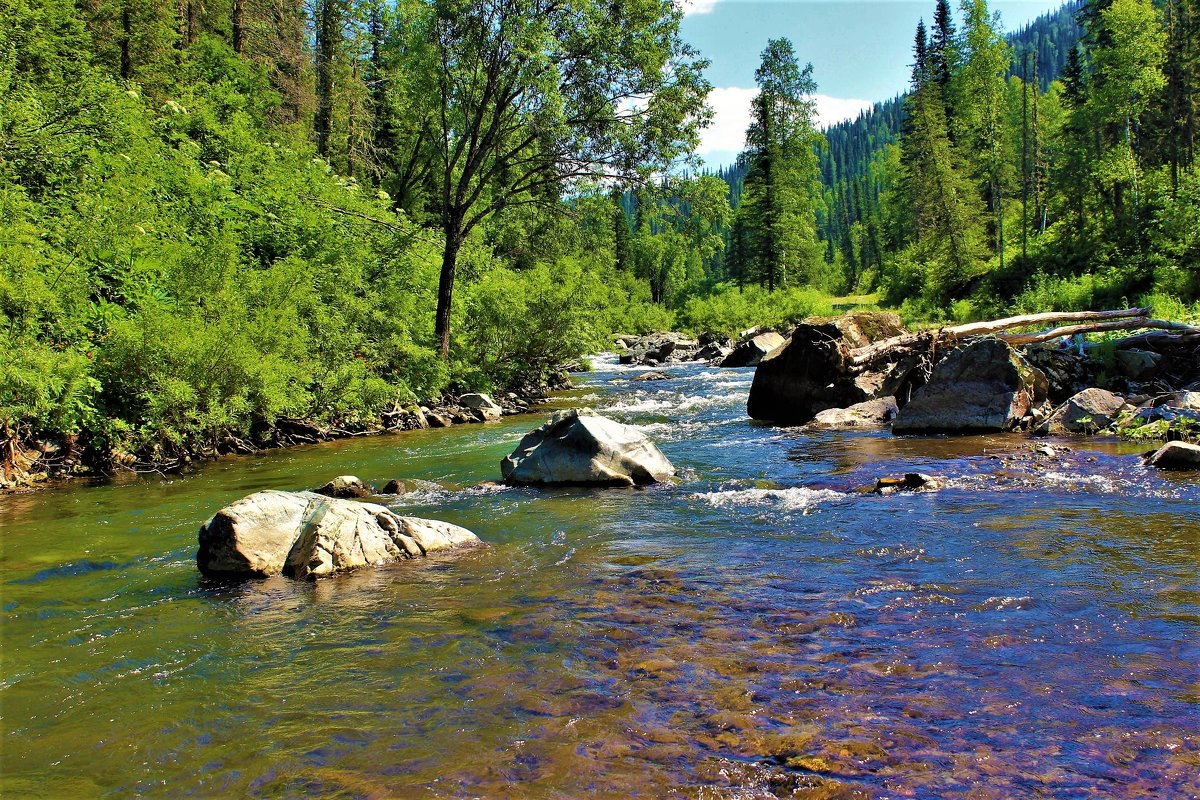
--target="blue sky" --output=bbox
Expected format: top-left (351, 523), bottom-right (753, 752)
top-left (680, 0), bottom-right (1069, 167)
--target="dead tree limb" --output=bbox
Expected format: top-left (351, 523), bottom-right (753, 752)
top-left (999, 318), bottom-right (1200, 346)
top-left (848, 308), bottom-right (1153, 367)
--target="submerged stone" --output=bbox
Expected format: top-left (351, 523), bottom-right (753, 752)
top-left (312, 475), bottom-right (373, 498)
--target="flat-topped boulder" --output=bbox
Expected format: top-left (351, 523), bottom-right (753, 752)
top-left (501, 409), bottom-right (674, 486)
top-left (197, 490), bottom-right (480, 579)
top-left (720, 331), bottom-right (786, 368)
top-left (893, 339), bottom-right (1048, 433)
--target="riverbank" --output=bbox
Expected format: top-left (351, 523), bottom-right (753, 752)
top-left (0, 371), bottom-right (572, 495)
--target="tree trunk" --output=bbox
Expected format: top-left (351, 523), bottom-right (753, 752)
top-left (435, 231), bottom-right (462, 359)
top-left (315, 0), bottom-right (338, 158)
top-left (120, 3), bottom-right (133, 79)
top-left (232, 0), bottom-right (244, 53)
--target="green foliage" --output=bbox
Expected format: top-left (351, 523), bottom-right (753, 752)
top-left (730, 38), bottom-right (826, 290)
top-left (461, 260), bottom-right (609, 389)
top-left (675, 283), bottom-right (834, 338)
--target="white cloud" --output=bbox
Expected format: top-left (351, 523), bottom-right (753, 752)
top-left (680, 0), bottom-right (719, 16)
top-left (697, 86), bottom-right (873, 160)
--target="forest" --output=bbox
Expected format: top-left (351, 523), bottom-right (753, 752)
top-left (2, 0), bottom-right (1198, 478)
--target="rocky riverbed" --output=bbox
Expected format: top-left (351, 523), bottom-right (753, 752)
top-left (2, 345), bottom-right (1198, 798)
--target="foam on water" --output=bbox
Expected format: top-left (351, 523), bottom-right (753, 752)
top-left (693, 486), bottom-right (845, 513)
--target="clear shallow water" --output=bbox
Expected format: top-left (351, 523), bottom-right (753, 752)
top-left (2, 355), bottom-right (1198, 798)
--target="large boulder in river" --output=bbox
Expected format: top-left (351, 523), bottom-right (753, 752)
top-left (747, 312), bottom-right (910, 425)
top-left (720, 331), bottom-right (786, 368)
top-left (197, 490), bottom-right (480, 579)
top-left (501, 409), bottom-right (674, 486)
top-left (893, 339), bottom-right (1048, 434)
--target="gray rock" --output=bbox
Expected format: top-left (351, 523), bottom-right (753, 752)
top-left (1115, 349), bottom-right (1162, 380)
top-left (893, 339), bottom-right (1048, 433)
top-left (1165, 391), bottom-right (1200, 411)
top-left (313, 475), bottom-right (373, 498)
top-left (630, 371), bottom-right (672, 382)
top-left (619, 332), bottom-right (691, 366)
top-left (746, 313), bottom-right (911, 425)
top-left (501, 409), bottom-right (675, 486)
top-left (459, 393), bottom-right (503, 420)
top-left (720, 331), bottom-right (786, 368)
top-left (197, 490), bottom-right (480, 579)
top-left (1145, 441), bottom-right (1200, 469)
top-left (693, 341), bottom-right (732, 362)
top-left (808, 397), bottom-right (900, 430)
top-left (1042, 388), bottom-right (1130, 434)
top-left (426, 412), bottom-right (453, 428)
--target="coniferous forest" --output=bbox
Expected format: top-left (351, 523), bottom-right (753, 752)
top-left (2, 0), bottom-right (1198, 476)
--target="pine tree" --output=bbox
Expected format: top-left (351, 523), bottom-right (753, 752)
top-left (954, 0), bottom-right (1012, 269)
top-left (900, 18), bottom-right (986, 302)
top-left (739, 38), bottom-right (825, 290)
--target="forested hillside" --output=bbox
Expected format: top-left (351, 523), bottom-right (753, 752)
top-left (718, 0), bottom-right (1196, 321)
top-left (2, 0), bottom-right (1197, 484)
top-left (814, 0), bottom-right (1084, 282)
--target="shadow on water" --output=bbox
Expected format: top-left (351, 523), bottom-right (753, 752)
top-left (2, 353), bottom-right (1198, 798)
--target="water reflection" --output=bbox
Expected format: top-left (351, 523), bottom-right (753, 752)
top-left (1, 353), bottom-right (1198, 797)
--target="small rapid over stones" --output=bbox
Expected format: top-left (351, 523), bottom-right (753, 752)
top-left (2, 352), bottom-right (1198, 798)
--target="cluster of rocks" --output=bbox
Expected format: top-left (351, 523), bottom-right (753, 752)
top-left (745, 312), bottom-right (1200, 470)
top-left (198, 407), bottom-right (678, 580)
top-left (616, 328), bottom-right (786, 369)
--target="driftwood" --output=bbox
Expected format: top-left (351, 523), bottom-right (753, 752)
top-left (848, 308), bottom-right (1200, 367)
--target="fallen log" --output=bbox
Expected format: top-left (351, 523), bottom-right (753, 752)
top-left (999, 318), bottom-right (1200, 346)
top-left (848, 308), bottom-right (1152, 366)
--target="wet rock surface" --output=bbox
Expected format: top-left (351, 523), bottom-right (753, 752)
top-left (501, 408), bottom-right (675, 486)
top-left (1146, 441), bottom-right (1200, 469)
top-left (197, 490), bottom-right (480, 578)
top-left (629, 370), bottom-right (672, 382)
top-left (807, 396), bottom-right (899, 430)
top-left (312, 475), bottom-right (373, 498)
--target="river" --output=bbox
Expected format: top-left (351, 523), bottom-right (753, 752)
top-left (2, 355), bottom-right (1198, 798)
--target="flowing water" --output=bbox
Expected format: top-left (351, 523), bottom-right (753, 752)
top-left (3, 356), bottom-right (1198, 798)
